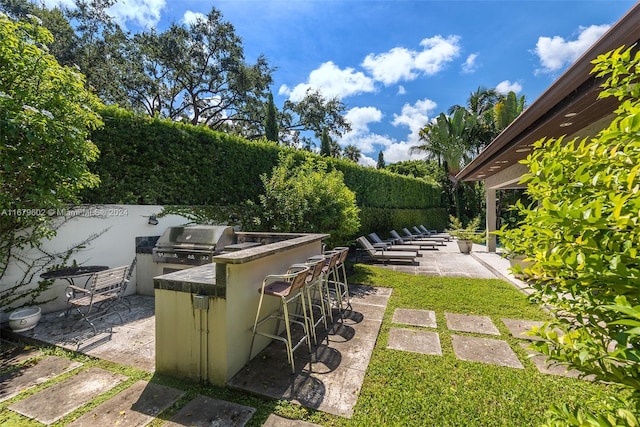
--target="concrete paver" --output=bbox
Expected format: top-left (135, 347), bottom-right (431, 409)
top-left (502, 318), bottom-right (545, 341)
top-left (0, 343), bottom-right (41, 369)
top-left (392, 308), bottom-right (437, 328)
top-left (518, 343), bottom-right (591, 379)
top-left (9, 366), bottom-right (127, 425)
top-left (66, 380), bottom-right (184, 426)
top-left (164, 395), bottom-right (255, 427)
top-left (262, 414), bottom-right (323, 427)
top-left (387, 328), bottom-right (442, 356)
top-left (445, 313), bottom-right (501, 335)
top-left (452, 335), bottom-right (524, 369)
top-left (0, 356), bottom-right (82, 403)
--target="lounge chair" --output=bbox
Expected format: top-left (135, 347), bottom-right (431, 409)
top-left (369, 232), bottom-right (435, 251)
top-left (356, 237), bottom-right (417, 264)
top-left (402, 227), bottom-right (444, 246)
top-left (412, 225), bottom-right (453, 242)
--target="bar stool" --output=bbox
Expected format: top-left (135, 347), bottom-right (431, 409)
top-left (301, 257), bottom-right (330, 338)
top-left (249, 265), bottom-right (311, 374)
top-left (331, 246), bottom-right (351, 314)
top-left (314, 250), bottom-right (342, 322)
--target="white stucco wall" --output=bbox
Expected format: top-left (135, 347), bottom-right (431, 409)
top-left (1, 205), bottom-right (190, 320)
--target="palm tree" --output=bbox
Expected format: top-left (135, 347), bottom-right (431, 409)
top-left (412, 109), bottom-right (474, 218)
top-left (342, 144), bottom-right (362, 163)
top-left (494, 91), bottom-right (526, 132)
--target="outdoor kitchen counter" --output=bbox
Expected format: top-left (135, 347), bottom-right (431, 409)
top-left (213, 233), bottom-right (329, 264)
top-left (153, 231), bottom-right (328, 385)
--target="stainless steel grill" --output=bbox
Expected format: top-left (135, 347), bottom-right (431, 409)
top-left (152, 225), bottom-right (235, 267)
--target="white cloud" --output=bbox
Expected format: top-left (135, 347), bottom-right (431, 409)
top-left (392, 98), bottom-right (438, 145)
top-left (183, 10), bottom-right (206, 26)
top-left (384, 141), bottom-right (425, 164)
top-left (345, 106), bottom-right (383, 134)
top-left (495, 80), bottom-right (522, 94)
top-left (279, 61), bottom-right (375, 102)
top-left (414, 35), bottom-right (461, 75)
top-left (362, 47), bottom-right (417, 85)
top-left (397, 85), bottom-right (406, 95)
top-left (362, 35), bottom-right (461, 85)
top-left (462, 53), bottom-right (479, 74)
top-left (106, 0), bottom-right (166, 29)
top-left (33, 0), bottom-right (166, 30)
top-left (534, 24), bottom-right (610, 73)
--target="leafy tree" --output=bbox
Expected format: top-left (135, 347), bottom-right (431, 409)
top-left (0, 13), bottom-right (103, 307)
top-left (265, 92), bottom-right (279, 142)
top-left (498, 45), bottom-right (640, 426)
top-left (250, 153), bottom-right (360, 247)
top-left (320, 127), bottom-right (331, 157)
top-left (342, 144), bottom-right (361, 163)
top-left (376, 151), bottom-right (385, 169)
top-left (413, 109), bottom-right (476, 218)
top-left (280, 88), bottom-right (351, 148)
top-left (132, 9), bottom-right (273, 129)
top-left (494, 91), bottom-right (526, 132)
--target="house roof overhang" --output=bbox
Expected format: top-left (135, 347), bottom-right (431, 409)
top-left (456, 2), bottom-right (640, 189)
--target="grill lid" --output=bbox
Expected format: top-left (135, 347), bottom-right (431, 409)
top-left (155, 225), bottom-right (235, 252)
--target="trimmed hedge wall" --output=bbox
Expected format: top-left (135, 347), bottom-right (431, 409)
top-left (82, 106), bottom-right (446, 218)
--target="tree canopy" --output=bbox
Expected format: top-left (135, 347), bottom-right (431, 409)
top-left (0, 12), bottom-right (103, 306)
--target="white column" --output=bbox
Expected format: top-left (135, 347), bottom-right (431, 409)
top-left (486, 187), bottom-right (497, 252)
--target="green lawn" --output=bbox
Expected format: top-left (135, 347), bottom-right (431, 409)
top-left (0, 264), bottom-right (618, 426)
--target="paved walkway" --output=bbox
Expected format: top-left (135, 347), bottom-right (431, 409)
top-left (1, 241), bottom-right (560, 426)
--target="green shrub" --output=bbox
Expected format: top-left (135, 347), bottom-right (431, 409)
top-left (249, 153), bottom-right (360, 247)
top-left (498, 46), bottom-right (640, 425)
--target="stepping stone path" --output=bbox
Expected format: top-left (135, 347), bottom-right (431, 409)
top-left (387, 308), bottom-right (592, 378)
top-left (445, 313), bottom-right (501, 335)
top-left (1, 356), bottom-right (82, 402)
top-left (163, 395), bottom-right (255, 427)
top-left (66, 380), bottom-right (184, 426)
top-left (388, 328), bottom-right (442, 355)
top-left (1, 341), bottom-right (257, 426)
top-left (9, 367), bottom-right (127, 425)
top-left (452, 335), bottom-right (523, 369)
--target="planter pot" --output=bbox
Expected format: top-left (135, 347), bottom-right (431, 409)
top-left (9, 306), bottom-right (41, 332)
top-left (456, 240), bottom-right (473, 254)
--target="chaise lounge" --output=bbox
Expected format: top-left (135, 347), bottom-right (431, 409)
top-left (356, 236), bottom-right (418, 264)
top-left (368, 232), bottom-right (436, 250)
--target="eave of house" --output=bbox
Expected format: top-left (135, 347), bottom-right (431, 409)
top-left (456, 2), bottom-right (640, 190)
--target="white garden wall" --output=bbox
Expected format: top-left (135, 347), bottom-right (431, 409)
top-left (1, 205), bottom-right (190, 321)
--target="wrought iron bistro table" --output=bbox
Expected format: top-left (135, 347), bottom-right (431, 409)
top-left (40, 265), bottom-right (110, 288)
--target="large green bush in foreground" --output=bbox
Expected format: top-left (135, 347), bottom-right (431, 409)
top-left (499, 46), bottom-right (640, 425)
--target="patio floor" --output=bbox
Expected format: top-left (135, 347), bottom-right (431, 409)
top-left (2, 241), bottom-right (551, 426)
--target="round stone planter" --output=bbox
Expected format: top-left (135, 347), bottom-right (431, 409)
top-left (456, 240), bottom-right (473, 254)
top-left (9, 306), bottom-right (41, 332)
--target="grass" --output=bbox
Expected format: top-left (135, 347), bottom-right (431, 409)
top-left (0, 264), bottom-right (619, 426)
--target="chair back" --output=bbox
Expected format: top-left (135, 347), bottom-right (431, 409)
top-left (356, 236), bottom-right (376, 256)
top-left (324, 250), bottom-right (341, 270)
top-left (402, 228), bottom-right (415, 237)
top-left (304, 258), bottom-right (325, 283)
top-left (333, 247), bottom-right (349, 265)
top-left (389, 230), bottom-right (404, 242)
top-left (368, 233), bottom-right (383, 244)
top-left (288, 265), bottom-right (310, 292)
top-left (91, 265), bottom-right (129, 295)
top-left (412, 226), bottom-right (423, 235)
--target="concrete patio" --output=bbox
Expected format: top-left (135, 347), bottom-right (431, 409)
top-left (1, 241), bottom-right (554, 426)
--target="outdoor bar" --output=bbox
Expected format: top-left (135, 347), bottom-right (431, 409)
top-left (153, 231), bottom-right (328, 385)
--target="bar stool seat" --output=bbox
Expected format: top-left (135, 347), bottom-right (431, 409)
top-left (249, 265), bottom-right (312, 374)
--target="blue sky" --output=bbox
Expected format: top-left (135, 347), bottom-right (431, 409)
top-left (40, 0), bottom-right (637, 166)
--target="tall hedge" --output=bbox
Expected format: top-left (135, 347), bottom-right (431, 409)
top-left (82, 106), bottom-right (443, 213)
